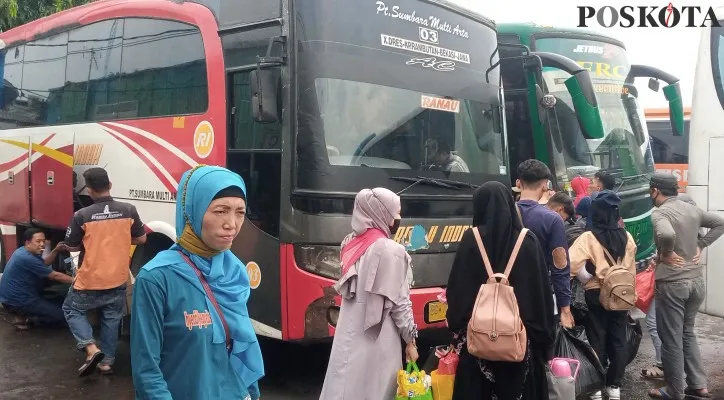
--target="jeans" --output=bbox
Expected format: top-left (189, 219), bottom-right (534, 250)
top-left (584, 289), bottom-right (628, 388)
top-left (63, 285), bottom-right (126, 366)
top-left (646, 297), bottom-right (663, 366)
top-left (656, 277), bottom-right (707, 399)
top-left (2, 298), bottom-right (66, 326)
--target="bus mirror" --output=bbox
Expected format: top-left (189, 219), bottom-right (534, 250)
top-left (564, 70), bottom-right (605, 139)
top-left (250, 69), bottom-right (279, 123)
top-left (663, 82), bottom-right (684, 136)
top-left (648, 78), bottom-right (660, 92)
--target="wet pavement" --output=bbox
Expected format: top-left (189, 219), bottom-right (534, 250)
top-left (1, 308), bottom-right (723, 399)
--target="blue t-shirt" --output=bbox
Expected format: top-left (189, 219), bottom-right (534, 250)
top-left (518, 200), bottom-right (572, 309)
top-left (131, 267), bottom-right (258, 400)
top-left (0, 247), bottom-right (52, 307)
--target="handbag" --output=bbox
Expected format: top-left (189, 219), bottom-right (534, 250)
top-left (396, 362), bottom-right (433, 400)
top-left (178, 250), bottom-right (232, 353)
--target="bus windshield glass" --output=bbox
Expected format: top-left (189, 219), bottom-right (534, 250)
top-left (535, 37), bottom-right (654, 190)
top-left (295, 0), bottom-right (506, 195)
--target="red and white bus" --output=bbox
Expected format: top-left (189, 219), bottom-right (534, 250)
top-left (0, 0), bottom-right (515, 341)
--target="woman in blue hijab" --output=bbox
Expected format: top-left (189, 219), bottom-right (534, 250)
top-left (131, 165), bottom-right (264, 400)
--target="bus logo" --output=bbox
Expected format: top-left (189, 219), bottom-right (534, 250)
top-left (193, 121), bottom-right (214, 159)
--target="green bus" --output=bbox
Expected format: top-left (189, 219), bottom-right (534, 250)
top-left (496, 23), bottom-right (685, 267)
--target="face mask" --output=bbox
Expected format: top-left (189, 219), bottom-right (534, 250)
top-left (389, 219), bottom-right (401, 236)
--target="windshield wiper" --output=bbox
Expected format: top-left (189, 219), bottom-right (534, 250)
top-left (390, 176), bottom-right (479, 195)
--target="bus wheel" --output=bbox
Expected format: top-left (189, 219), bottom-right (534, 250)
top-left (121, 233), bottom-right (174, 338)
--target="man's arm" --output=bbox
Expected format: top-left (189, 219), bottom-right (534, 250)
top-left (64, 212), bottom-right (85, 252)
top-left (698, 208), bottom-right (724, 250)
top-left (48, 270), bottom-right (73, 284)
top-left (42, 242), bottom-right (67, 266)
top-left (130, 206), bottom-right (147, 246)
top-left (652, 209), bottom-right (676, 255)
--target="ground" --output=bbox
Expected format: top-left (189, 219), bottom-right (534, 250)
top-left (1, 310), bottom-right (723, 399)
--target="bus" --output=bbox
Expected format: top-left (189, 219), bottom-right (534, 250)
top-left (646, 107), bottom-right (691, 191)
top-left (496, 23), bottom-right (685, 268)
top-left (0, 1), bottom-right (604, 340)
top-left (688, 11), bottom-right (724, 318)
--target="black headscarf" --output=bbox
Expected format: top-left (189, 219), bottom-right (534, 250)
top-left (472, 181), bottom-right (523, 269)
top-left (590, 190), bottom-right (627, 260)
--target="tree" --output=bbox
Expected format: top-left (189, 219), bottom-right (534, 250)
top-left (1, 0), bottom-right (94, 31)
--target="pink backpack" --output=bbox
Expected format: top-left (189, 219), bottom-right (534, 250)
top-left (467, 228), bottom-right (528, 362)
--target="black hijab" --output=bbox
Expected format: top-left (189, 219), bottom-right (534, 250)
top-left (590, 190), bottom-right (627, 260)
top-left (472, 181), bottom-right (523, 269)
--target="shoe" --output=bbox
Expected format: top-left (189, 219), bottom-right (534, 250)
top-left (590, 391), bottom-right (603, 400)
top-left (607, 386), bottom-right (621, 400)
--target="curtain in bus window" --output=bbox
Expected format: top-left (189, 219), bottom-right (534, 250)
top-left (65, 19), bottom-right (124, 123)
top-left (21, 33), bottom-right (68, 125)
top-left (119, 19), bottom-right (208, 118)
top-left (0, 45), bottom-right (25, 129)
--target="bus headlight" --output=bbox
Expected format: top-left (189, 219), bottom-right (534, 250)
top-left (294, 245), bottom-right (342, 280)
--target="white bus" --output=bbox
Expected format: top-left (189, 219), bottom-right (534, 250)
top-left (689, 13), bottom-right (724, 318)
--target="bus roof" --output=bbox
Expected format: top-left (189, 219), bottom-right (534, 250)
top-left (645, 107), bottom-right (692, 119)
top-left (496, 22), bottom-right (625, 49)
top-left (0, 0), bottom-right (200, 49)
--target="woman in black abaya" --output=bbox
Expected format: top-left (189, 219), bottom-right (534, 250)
top-left (446, 181), bottom-right (555, 400)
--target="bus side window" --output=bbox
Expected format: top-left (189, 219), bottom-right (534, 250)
top-left (227, 69), bottom-right (282, 238)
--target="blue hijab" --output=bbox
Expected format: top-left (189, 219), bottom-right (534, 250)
top-left (142, 166), bottom-right (264, 393)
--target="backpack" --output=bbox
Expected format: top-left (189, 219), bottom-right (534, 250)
top-left (598, 244), bottom-right (637, 311)
top-left (467, 227), bottom-right (528, 362)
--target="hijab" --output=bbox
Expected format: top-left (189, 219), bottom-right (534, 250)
top-left (571, 176), bottom-right (591, 206)
top-left (472, 181), bottom-right (523, 269)
top-left (340, 188), bottom-right (400, 274)
top-left (142, 165), bottom-right (264, 390)
top-left (590, 190), bottom-right (627, 260)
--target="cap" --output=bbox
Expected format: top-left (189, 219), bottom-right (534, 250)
top-left (650, 172), bottom-right (679, 191)
top-left (591, 189), bottom-right (621, 208)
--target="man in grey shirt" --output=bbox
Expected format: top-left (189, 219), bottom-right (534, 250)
top-left (648, 173), bottom-right (724, 399)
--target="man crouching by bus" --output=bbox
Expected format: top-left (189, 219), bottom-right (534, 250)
top-left (0, 228), bottom-right (73, 330)
top-left (62, 168), bottom-right (147, 377)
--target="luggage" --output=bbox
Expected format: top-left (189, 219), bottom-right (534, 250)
top-left (466, 228), bottom-right (528, 362)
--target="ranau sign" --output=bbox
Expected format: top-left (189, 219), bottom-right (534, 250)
top-left (578, 4), bottom-right (721, 28)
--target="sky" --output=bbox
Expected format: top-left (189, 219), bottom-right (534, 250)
top-left (451, 0), bottom-right (713, 109)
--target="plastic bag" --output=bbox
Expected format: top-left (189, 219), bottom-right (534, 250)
top-left (553, 325), bottom-right (605, 397)
top-left (430, 370), bottom-right (454, 400)
top-left (635, 266), bottom-right (656, 313)
top-left (625, 315), bottom-right (642, 366)
top-left (547, 358), bottom-right (580, 400)
top-left (422, 346), bottom-right (458, 375)
top-left (396, 362), bottom-right (433, 400)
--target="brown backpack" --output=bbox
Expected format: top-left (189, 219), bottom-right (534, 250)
top-left (467, 228), bottom-right (528, 362)
top-left (598, 245), bottom-right (637, 311)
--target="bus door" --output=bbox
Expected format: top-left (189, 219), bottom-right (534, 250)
top-left (0, 135), bottom-right (31, 224)
top-left (29, 133), bottom-right (75, 229)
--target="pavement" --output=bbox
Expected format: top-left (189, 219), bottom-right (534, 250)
top-left (1, 308), bottom-right (723, 399)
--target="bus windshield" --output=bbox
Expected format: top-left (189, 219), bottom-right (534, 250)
top-left (294, 0), bottom-right (506, 195)
top-left (535, 37), bottom-right (655, 190)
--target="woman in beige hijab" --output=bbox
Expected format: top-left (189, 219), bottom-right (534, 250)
top-left (319, 188), bottom-right (418, 400)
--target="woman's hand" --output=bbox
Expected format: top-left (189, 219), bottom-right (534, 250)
top-left (693, 247), bottom-right (702, 265)
top-left (405, 341), bottom-right (419, 363)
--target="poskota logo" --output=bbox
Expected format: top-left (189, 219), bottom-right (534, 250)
top-left (578, 3), bottom-right (721, 28)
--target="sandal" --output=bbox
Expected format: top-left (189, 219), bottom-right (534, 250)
top-left (685, 388), bottom-right (713, 399)
top-left (78, 351), bottom-right (105, 377)
top-left (642, 365), bottom-right (665, 379)
top-left (649, 388), bottom-right (675, 399)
